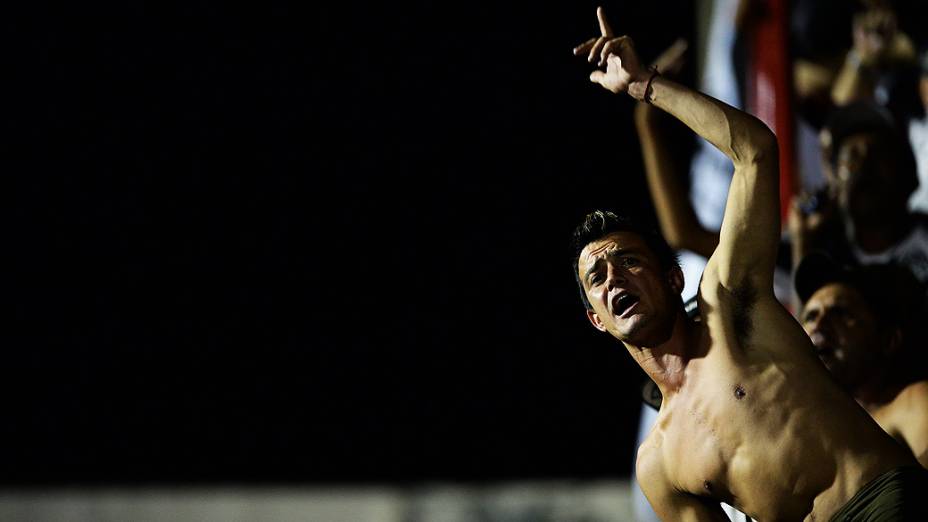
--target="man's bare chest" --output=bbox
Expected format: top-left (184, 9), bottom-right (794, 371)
top-left (652, 354), bottom-right (829, 513)
top-left (655, 355), bottom-right (804, 490)
top-left (656, 378), bottom-right (746, 500)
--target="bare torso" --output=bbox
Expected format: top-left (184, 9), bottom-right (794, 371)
top-left (639, 280), bottom-right (915, 521)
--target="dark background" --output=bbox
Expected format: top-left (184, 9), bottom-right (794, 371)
top-left (10, 1), bottom-right (695, 484)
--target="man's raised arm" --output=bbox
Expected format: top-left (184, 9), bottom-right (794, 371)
top-left (574, 8), bottom-right (780, 291)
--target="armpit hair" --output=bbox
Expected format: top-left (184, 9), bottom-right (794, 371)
top-left (730, 279), bottom-right (757, 347)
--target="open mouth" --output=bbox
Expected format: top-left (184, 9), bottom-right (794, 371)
top-left (613, 292), bottom-right (640, 317)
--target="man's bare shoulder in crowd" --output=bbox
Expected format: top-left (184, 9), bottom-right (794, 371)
top-left (870, 380), bottom-right (928, 467)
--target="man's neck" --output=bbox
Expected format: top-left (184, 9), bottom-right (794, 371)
top-left (625, 310), bottom-right (701, 397)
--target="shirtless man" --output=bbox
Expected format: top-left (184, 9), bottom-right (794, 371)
top-left (571, 8), bottom-right (927, 521)
top-left (796, 254), bottom-right (928, 468)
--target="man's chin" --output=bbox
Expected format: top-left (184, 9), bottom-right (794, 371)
top-left (617, 315), bottom-right (649, 343)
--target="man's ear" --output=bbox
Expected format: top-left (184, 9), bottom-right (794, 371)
top-left (586, 309), bottom-right (608, 332)
top-left (668, 265), bottom-right (684, 295)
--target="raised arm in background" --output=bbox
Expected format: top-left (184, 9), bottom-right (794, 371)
top-left (831, 6), bottom-right (916, 106)
top-left (633, 39), bottom-right (719, 259)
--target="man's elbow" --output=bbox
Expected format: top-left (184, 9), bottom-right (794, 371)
top-left (741, 125), bottom-right (779, 166)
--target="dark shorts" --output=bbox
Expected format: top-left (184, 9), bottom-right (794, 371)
top-left (830, 466), bottom-right (928, 521)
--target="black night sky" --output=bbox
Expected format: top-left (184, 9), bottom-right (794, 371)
top-left (10, 1), bottom-right (696, 484)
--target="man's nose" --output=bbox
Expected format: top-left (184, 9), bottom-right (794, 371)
top-left (606, 264), bottom-right (627, 289)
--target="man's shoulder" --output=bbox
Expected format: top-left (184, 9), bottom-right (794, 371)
top-left (891, 380), bottom-right (928, 466)
top-left (636, 424), bottom-right (704, 509)
top-left (636, 417), bottom-right (669, 465)
top-left (636, 431), bottom-right (670, 491)
top-left (881, 380), bottom-right (928, 428)
top-left (897, 380), bottom-right (928, 408)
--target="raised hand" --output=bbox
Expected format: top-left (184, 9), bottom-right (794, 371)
top-left (572, 7), bottom-right (647, 95)
top-left (852, 7), bottom-right (897, 66)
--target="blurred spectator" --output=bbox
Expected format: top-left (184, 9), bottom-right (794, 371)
top-left (790, 0), bottom-right (923, 208)
top-left (795, 253), bottom-right (928, 467)
top-left (788, 101), bottom-right (928, 290)
top-left (790, 0), bottom-right (855, 129)
top-left (789, 0), bottom-right (857, 198)
top-left (830, 1), bottom-right (921, 126)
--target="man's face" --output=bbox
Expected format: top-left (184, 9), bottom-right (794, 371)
top-left (578, 231), bottom-right (682, 346)
top-left (800, 282), bottom-right (881, 388)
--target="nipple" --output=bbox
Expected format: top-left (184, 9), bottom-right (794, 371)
top-left (734, 385), bottom-right (746, 400)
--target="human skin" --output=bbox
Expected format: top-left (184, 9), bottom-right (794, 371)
top-left (632, 39), bottom-right (720, 260)
top-left (573, 7), bottom-right (917, 521)
top-left (831, 6), bottom-right (916, 106)
top-left (800, 283), bottom-right (884, 389)
top-left (802, 283), bottom-right (928, 468)
top-left (872, 381), bottom-right (928, 467)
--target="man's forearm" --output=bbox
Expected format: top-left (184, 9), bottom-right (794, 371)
top-left (634, 75), bottom-right (777, 168)
top-left (630, 72), bottom-right (780, 284)
top-left (831, 51), bottom-right (877, 106)
top-left (635, 103), bottom-right (718, 257)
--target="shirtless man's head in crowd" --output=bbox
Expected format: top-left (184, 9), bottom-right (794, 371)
top-left (572, 7), bottom-right (928, 520)
top-left (797, 255), bottom-right (928, 466)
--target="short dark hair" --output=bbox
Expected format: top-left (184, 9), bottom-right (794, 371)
top-left (571, 210), bottom-right (680, 310)
top-left (795, 253), bottom-right (925, 332)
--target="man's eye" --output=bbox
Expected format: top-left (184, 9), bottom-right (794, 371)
top-left (622, 257), bottom-right (639, 267)
top-left (590, 275), bottom-right (604, 285)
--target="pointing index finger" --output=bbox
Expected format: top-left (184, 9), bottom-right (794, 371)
top-left (597, 7), bottom-right (614, 37)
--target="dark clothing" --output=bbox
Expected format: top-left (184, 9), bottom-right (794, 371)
top-left (830, 466), bottom-right (928, 521)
